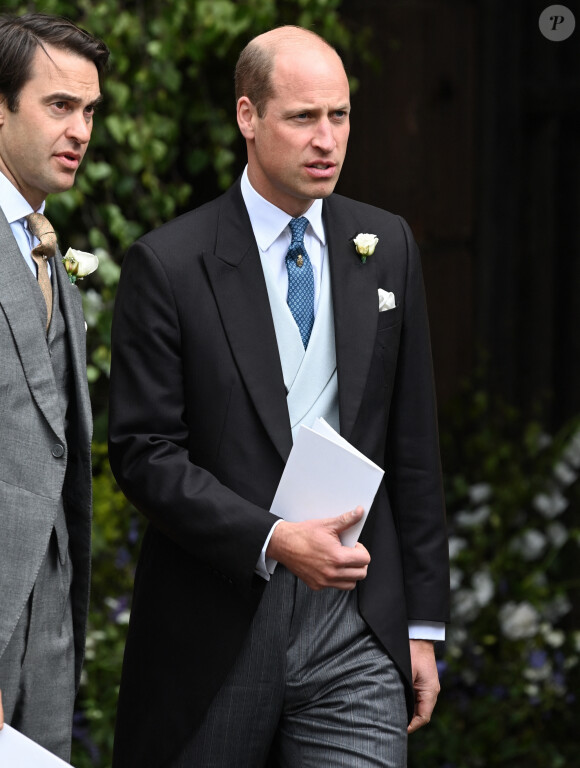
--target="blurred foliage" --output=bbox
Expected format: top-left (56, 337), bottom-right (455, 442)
top-left (409, 379), bottom-right (580, 768)
top-left (3, 2), bottom-right (579, 766)
top-left (71, 444), bottom-right (141, 768)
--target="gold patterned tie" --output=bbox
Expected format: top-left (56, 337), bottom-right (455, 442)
top-left (26, 212), bottom-right (57, 329)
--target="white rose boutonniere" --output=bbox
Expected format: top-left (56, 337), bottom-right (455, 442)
top-left (62, 247), bottom-right (99, 284)
top-left (353, 233), bottom-right (379, 263)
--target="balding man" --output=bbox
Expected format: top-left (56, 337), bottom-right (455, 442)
top-left (109, 26), bottom-right (449, 768)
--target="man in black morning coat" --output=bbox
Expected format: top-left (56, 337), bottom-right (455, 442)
top-left (109, 25), bottom-right (449, 768)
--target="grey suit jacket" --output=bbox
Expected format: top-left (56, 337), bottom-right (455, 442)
top-left (0, 208), bottom-right (93, 687)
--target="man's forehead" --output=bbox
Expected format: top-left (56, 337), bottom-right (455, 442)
top-left (269, 47), bottom-right (349, 98)
top-left (25, 45), bottom-right (100, 102)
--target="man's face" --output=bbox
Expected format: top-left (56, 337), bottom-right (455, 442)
top-left (0, 43), bottom-right (101, 210)
top-left (239, 44), bottom-right (350, 217)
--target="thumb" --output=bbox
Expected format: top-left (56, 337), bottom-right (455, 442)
top-left (331, 506), bottom-right (364, 531)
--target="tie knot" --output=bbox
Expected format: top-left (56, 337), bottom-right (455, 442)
top-left (26, 212), bottom-right (57, 260)
top-left (288, 216), bottom-right (308, 246)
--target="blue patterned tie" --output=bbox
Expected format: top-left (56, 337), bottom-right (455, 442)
top-left (286, 217), bottom-right (315, 348)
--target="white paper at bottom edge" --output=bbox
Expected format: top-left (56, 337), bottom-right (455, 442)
top-left (0, 724), bottom-right (72, 767)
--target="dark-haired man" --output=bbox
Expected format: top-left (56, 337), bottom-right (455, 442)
top-left (0, 12), bottom-right (108, 760)
top-left (110, 25), bottom-right (449, 768)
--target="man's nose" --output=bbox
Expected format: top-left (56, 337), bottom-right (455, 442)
top-left (312, 118), bottom-right (336, 152)
top-left (66, 112), bottom-right (92, 144)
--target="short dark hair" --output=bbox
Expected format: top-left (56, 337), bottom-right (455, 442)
top-left (235, 41), bottom-right (275, 119)
top-left (0, 12), bottom-right (109, 112)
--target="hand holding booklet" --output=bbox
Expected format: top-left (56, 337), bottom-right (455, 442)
top-left (270, 418), bottom-right (385, 547)
top-left (0, 724), bottom-right (72, 767)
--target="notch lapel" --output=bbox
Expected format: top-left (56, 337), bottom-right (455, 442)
top-left (324, 196), bottom-right (379, 441)
top-left (0, 211), bottom-right (65, 441)
top-left (55, 255), bottom-right (92, 445)
top-left (202, 185), bottom-right (293, 463)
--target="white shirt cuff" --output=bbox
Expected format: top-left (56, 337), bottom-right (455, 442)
top-left (254, 519), bottom-right (283, 580)
top-left (408, 620), bottom-right (446, 641)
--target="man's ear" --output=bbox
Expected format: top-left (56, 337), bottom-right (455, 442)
top-left (237, 96), bottom-right (256, 140)
top-left (0, 96), bottom-right (6, 125)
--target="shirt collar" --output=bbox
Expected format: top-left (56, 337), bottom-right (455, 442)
top-left (240, 166), bottom-right (326, 252)
top-left (0, 170), bottom-right (45, 225)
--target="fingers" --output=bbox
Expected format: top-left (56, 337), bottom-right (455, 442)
top-left (407, 712), bottom-right (430, 734)
top-left (407, 640), bottom-right (440, 734)
top-left (332, 506), bottom-right (365, 532)
top-left (267, 515), bottom-right (370, 591)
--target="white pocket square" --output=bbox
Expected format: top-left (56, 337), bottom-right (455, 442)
top-left (378, 288), bottom-right (396, 312)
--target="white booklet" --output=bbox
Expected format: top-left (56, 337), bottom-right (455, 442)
top-left (270, 418), bottom-right (384, 547)
top-left (0, 724), bottom-right (72, 767)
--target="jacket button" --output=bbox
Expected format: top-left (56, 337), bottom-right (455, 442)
top-left (51, 444), bottom-right (65, 458)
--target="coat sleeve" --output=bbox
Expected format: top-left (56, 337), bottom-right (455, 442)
top-left (108, 239), bottom-right (278, 596)
top-left (385, 217), bottom-right (450, 623)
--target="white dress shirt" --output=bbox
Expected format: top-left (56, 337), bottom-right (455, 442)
top-left (241, 168), bottom-right (444, 642)
top-left (0, 170), bottom-right (50, 277)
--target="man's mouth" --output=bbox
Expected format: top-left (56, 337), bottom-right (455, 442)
top-left (55, 152), bottom-right (81, 169)
top-left (306, 162), bottom-right (337, 178)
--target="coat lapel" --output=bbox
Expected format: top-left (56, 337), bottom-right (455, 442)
top-left (0, 210), bottom-right (65, 441)
top-left (324, 196), bottom-right (379, 441)
top-left (202, 184), bottom-right (293, 463)
top-left (55, 255), bottom-right (92, 445)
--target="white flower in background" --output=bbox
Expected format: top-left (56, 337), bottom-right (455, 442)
top-left (533, 490), bottom-right (568, 518)
top-left (554, 458), bottom-right (578, 485)
top-left (468, 483), bottom-right (492, 505)
top-left (524, 662), bottom-right (552, 682)
top-left (116, 610), bottom-right (131, 625)
top-left (547, 522), bottom-right (568, 549)
top-left (461, 668), bottom-right (478, 686)
top-left (450, 566), bottom-right (463, 590)
top-left (543, 594), bottom-right (572, 622)
top-left (83, 629), bottom-right (106, 661)
top-left (525, 683), bottom-right (540, 698)
top-left (446, 626), bottom-right (468, 658)
top-left (452, 588), bottom-right (480, 622)
top-left (455, 505), bottom-right (491, 528)
top-left (536, 432), bottom-right (553, 450)
top-left (541, 625), bottom-right (565, 648)
top-left (510, 529), bottom-right (547, 561)
top-left (472, 570), bottom-right (494, 607)
top-left (82, 288), bottom-right (104, 328)
top-left (499, 601), bottom-right (540, 640)
top-left (553, 460), bottom-right (578, 486)
top-left (449, 536), bottom-right (468, 559)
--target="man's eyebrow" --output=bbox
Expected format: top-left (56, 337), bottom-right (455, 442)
top-left (43, 92), bottom-right (103, 107)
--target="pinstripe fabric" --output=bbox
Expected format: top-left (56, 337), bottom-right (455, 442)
top-left (0, 526), bottom-right (75, 762)
top-left (172, 568), bottom-right (407, 768)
